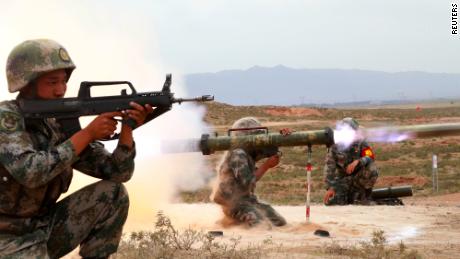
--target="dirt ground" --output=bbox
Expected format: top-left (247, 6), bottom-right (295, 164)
top-left (64, 194), bottom-right (460, 258)
top-left (149, 195), bottom-right (460, 258)
top-left (264, 107), bottom-right (323, 117)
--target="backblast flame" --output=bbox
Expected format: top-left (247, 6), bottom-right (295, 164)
top-left (333, 123), bottom-right (360, 148)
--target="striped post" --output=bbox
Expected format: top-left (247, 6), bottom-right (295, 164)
top-left (306, 145), bottom-right (312, 223)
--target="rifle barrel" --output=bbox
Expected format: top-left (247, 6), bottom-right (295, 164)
top-left (174, 95), bottom-right (214, 104)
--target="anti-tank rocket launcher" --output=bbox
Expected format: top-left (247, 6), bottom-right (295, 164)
top-left (198, 127), bottom-right (334, 156)
top-left (162, 122), bottom-right (460, 155)
top-left (162, 126), bottom-right (335, 156)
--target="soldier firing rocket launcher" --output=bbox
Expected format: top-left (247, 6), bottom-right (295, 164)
top-left (18, 74), bottom-right (214, 139)
top-left (162, 122), bottom-right (460, 204)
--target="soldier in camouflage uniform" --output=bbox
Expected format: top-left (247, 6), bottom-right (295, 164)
top-left (212, 117), bottom-right (287, 227)
top-left (0, 39), bottom-right (153, 259)
top-left (323, 118), bottom-right (379, 205)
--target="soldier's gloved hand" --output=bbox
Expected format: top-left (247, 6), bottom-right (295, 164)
top-left (279, 128), bottom-right (294, 136)
top-left (346, 160), bottom-right (361, 175)
top-left (84, 111), bottom-right (122, 140)
top-left (264, 154), bottom-right (280, 168)
top-left (324, 188), bottom-right (336, 204)
top-left (123, 101), bottom-right (154, 127)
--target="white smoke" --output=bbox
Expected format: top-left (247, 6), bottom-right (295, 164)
top-left (0, 0), bottom-right (214, 229)
top-left (364, 127), bottom-right (413, 143)
top-left (333, 122), bottom-right (359, 149)
top-left (333, 120), bottom-right (415, 149)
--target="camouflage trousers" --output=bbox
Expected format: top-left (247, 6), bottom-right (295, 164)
top-left (0, 180), bottom-right (129, 259)
top-left (327, 163), bottom-right (379, 205)
top-left (223, 196), bottom-right (286, 227)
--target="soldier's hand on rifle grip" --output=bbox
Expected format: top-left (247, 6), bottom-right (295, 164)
top-left (123, 102), bottom-right (154, 128)
top-left (324, 188), bottom-right (336, 204)
top-left (84, 111), bottom-right (122, 140)
top-left (346, 160), bottom-right (361, 175)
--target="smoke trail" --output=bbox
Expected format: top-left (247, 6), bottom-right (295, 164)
top-left (363, 127), bottom-right (414, 143)
top-left (0, 0), bottom-right (214, 231)
top-left (333, 121), bottom-right (415, 148)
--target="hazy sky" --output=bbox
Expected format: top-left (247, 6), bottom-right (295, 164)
top-left (0, 0), bottom-right (458, 84)
top-left (150, 0), bottom-right (459, 74)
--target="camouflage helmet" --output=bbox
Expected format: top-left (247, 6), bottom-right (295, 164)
top-left (341, 117), bottom-right (360, 130)
top-left (6, 39), bottom-right (76, 93)
top-left (230, 117), bottom-right (265, 136)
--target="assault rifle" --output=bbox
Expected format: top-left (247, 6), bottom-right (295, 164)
top-left (18, 74), bottom-right (214, 139)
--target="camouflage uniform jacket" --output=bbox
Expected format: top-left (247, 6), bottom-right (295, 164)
top-left (0, 100), bottom-right (135, 243)
top-left (213, 148), bottom-right (257, 208)
top-left (324, 140), bottom-right (375, 190)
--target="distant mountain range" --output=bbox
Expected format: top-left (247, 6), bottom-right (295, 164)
top-left (184, 65), bottom-right (460, 106)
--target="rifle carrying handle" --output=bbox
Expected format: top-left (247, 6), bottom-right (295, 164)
top-left (78, 81), bottom-right (137, 99)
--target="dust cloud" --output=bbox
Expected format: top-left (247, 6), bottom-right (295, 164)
top-left (152, 202), bottom-right (454, 247)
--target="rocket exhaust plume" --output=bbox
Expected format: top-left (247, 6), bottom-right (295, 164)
top-left (361, 127), bottom-right (413, 143)
top-left (333, 123), bottom-right (359, 148)
top-left (334, 122), bottom-right (460, 148)
top-left (332, 123), bottom-right (413, 148)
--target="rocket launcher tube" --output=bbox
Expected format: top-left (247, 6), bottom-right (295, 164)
top-left (199, 127), bottom-right (334, 155)
top-left (161, 122), bottom-right (460, 155)
top-left (371, 185), bottom-right (413, 199)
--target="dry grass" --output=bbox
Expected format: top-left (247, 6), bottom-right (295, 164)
top-left (114, 213), bottom-right (423, 259)
top-left (322, 230), bottom-right (422, 259)
top-left (113, 211), bottom-right (276, 259)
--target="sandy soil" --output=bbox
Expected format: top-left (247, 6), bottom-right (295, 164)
top-left (63, 196), bottom-right (460, 259)
top-left (137, 195), bottom-right (460, 258)
top-left (169, 202), bottom-right (460, 259)
top-left (157, 201), bottom-right (460, 247)
top-left (123, 199), bottom-right (460, 258)
top-left (264, 107), bottom-right (323, 117)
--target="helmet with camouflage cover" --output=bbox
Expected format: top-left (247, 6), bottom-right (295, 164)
top-left (341, 117), bottom-right (360, 130)
top-left (230, 117), bottom-right (265, 136)
top-left (6, 39), bottom-right (76, 93)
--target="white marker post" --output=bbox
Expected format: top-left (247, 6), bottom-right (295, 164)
top-left (305, 146), bottom-right (312, 223)
top-left (432, 154), bottom-right (438, 192)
